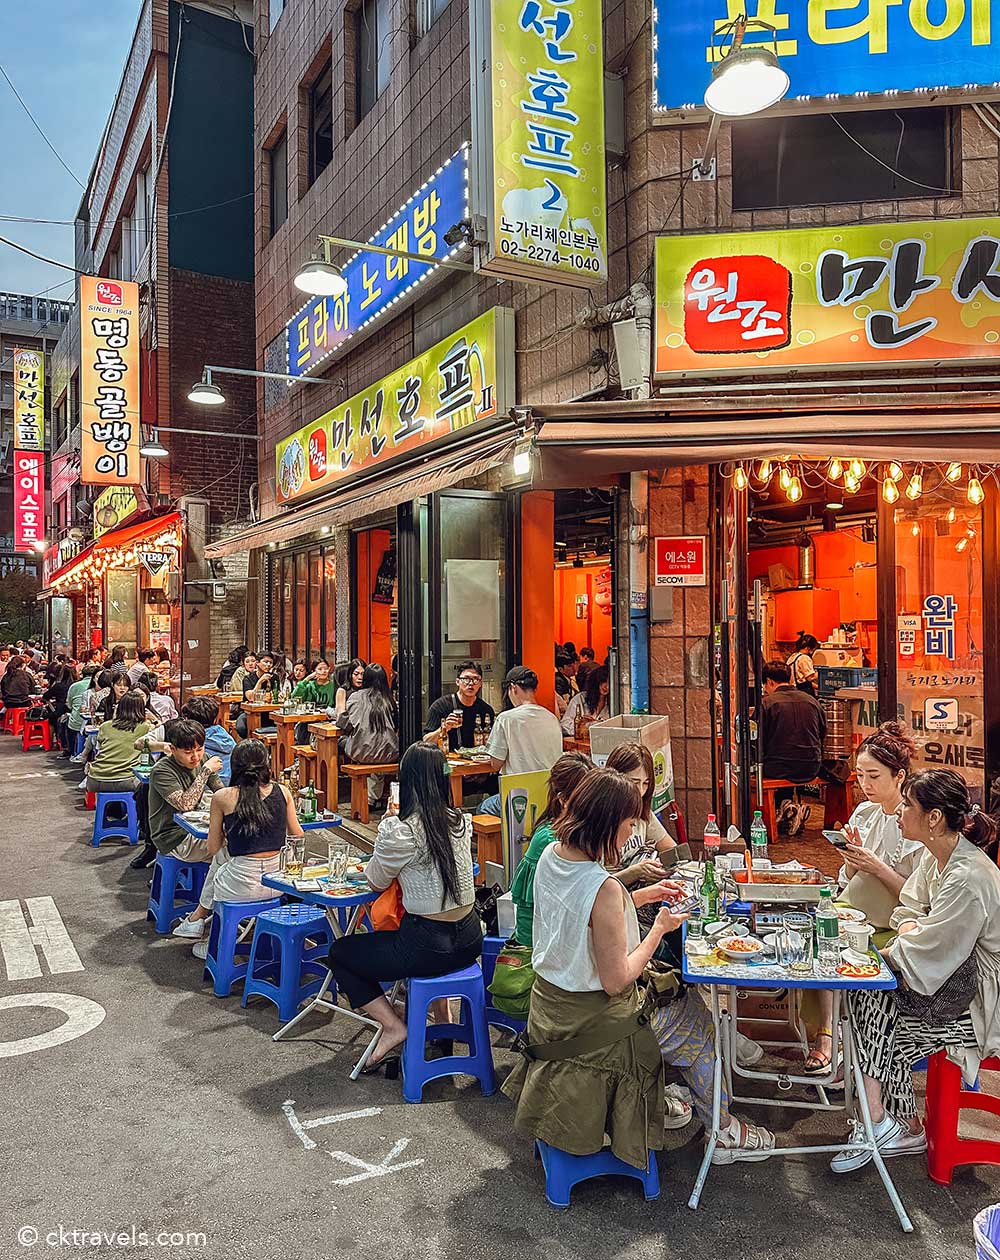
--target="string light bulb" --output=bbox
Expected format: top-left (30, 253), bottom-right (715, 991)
top-left (911, 521), bottom-right (920, 537)
top-left (947, 506), bottom-right (957, 524)
top-left (828, 458), bottom-right (843, 480)
top-left (787, 476), bottom-right (803, 503)
top-left (946, 462), bottom-right (963, 483)
top-left (734, 464), bottom-right (748, 491)
top-left (779, 465), bottom-right (791, 491)
top-left (882, 476), bottom-right (900, 504)
top-left (844, 471), bottom-right (860, 494)
top-left (849, 458), bottom-right (866, 479)
top-left (887, 462), bottom-right (904, 482)
top-left (758, 459), bottom-right (772, 483)
top-left (905, 472), bottom-right (923, 500)
top-left (968, 476), bottom-right (985, 505)
top-left (956, 536), bottom-right (969, 553)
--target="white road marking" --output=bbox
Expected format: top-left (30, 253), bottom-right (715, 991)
top-left (25, 898), bottom-right (84, 975)
top-left (0, 993), bottom-right (106, 1058)
top-left (282, 1099), bottom-right (383, 1150)
top-left (0, 901), bottom-right (40, 980)
top-left (329, 1138), bottom-right (424, 1185)
top-left (4, 770), bottom-right (61, 781)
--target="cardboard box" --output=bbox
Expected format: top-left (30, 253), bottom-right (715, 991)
top-left (590, 714), bottom-right (674, 811)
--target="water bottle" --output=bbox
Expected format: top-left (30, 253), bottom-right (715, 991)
top-left (749, 809), bottom-right (769, 866)
top-left (816, 888), bottom-right (841, 977)
top-left (703, 813), bottom-right (721, 863)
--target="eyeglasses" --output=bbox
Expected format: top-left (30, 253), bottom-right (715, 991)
top-left (458, 675), bottom-right (481, 685)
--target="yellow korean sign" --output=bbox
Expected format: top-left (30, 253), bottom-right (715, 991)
top-left (470, 0), bottom-right (607, 289)
top-left (655, 218), bottom-right (1000, 376)
top-left (13, 347), bottom-right (44, 451)
top-left (80, 276), bottom-right (141, 485)
top-left (275, 307), bottom-right (514, 505)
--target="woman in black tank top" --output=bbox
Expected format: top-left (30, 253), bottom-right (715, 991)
top-left (208, 739), bottom-right (302, 860)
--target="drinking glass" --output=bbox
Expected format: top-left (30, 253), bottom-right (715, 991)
top-left (328, 838), bottom-right (350, 883)
top-left (283, 836), bottom-right (304, 877)
top-left (783, 912), bottom-right (813, 975)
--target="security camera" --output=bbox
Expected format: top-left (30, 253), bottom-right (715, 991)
top-left (443, 220), bottom-right (471, 248)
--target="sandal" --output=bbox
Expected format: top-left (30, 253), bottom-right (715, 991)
top-left (803, 1028), bottom-right (836, 1076)
top-left (712, 1120), bottom-right (776, 1165)
top-left (663, 1091), bottom-right (694, 1131)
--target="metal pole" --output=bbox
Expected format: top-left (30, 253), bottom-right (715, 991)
top-left (318, 234), bottom-right (477, 274)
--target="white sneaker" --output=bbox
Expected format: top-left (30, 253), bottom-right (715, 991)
top-left (192, 940), bottom-right (209, 960)
top-left (736, 1032), bottom-right (764, 1067)
top-left (830, 1113), bottom-right (925, 1173)
top-left (172, 917), bottom-right (206, 940)
top-left (70, 753), bottom-right (86, 764)
top-left (78, 778), bottom-right (89, 790)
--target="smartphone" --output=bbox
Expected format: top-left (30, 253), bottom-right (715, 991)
top-left (823, 829), bottom-right (850, 849)
top-left (666, 894), bottom-right (700, 915)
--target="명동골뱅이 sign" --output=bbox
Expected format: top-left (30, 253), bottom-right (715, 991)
top-left (470, 0), bottom-right (607, 288)
top-left (80, 277), bottom-right (141, 485)
top-left (275, 307), bottom-right (514, 504)
top-left (655, 218), bottom-right (1000, 376)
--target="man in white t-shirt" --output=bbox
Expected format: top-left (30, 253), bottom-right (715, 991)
top-left (479, 666), bottom-right (564, 816)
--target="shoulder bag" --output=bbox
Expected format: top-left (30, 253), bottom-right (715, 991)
top-left (893, 952), bottom-right (979, 1025)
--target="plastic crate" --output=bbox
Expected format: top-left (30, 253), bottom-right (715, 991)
top-left (816, 666), bottom-right (878, 696)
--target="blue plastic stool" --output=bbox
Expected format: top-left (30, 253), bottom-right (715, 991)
top-left (534, 1140), bottom-right (660, 1209)
top-left (147, 855), bottom-right (210, 934)
top-left (401, 963), bottom-right (496, 1104)
top-left (242, 904), bottom-right (333, 1021)
top-left (73, 729), bottom-right (87, 758)
top-left (481, 935), bottom-right (527, 1035)
top-left (91, 791), bottom-right (139, 847)
top-left (203, 896), bottom-right (282, 997)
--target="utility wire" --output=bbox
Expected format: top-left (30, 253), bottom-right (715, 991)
top-left (827, 113), bottom-right (955, 195)
top-left (0, 62), bottom-right (85, 189)
top-left (0, 233), bottom-right (85, 273)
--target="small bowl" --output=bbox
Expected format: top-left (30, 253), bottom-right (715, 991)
top-left (719, 935), bottom-right (764, 961)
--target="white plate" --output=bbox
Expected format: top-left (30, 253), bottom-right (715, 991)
top-left (835, 906), bottom-right (867, 923)
top-left (719, 936), bottom-right (764, 961)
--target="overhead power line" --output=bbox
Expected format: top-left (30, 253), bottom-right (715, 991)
top-left (0, 62), bottom-right (85, 189)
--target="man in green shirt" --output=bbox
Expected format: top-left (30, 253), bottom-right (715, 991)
top-left (62, 666), bottom-right (97, 758)
top-left (148, 718), bottom-right (224, 867)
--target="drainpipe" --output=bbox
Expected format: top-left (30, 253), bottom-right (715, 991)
top-left (576, 283), bottom-right (653, 713)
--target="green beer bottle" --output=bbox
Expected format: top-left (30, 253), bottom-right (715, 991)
top-left (700, 858), bottom-right (719, 925)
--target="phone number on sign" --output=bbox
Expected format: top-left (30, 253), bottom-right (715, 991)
top-left (498, 239), bottom-right (602, 271)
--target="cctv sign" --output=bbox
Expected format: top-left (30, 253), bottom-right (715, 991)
top-left (654, 536), bottom-right (707, 587)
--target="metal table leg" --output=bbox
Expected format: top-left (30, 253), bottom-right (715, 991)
top-left (688, 983), bottom-right (725, 1210)
top-left (846, 1017), bottom-right (913, 1233)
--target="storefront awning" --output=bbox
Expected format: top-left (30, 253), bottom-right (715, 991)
top-left (43, 511), bottom-right (183, 593)
top-left (534, 409), bottom-right (1000, 484)
top-left (205, 428), bottom-right (519, 559)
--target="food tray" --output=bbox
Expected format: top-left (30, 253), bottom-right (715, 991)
top-left (740, 882), bottom-right (832, 904)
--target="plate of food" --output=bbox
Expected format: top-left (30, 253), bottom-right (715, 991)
top-left (718, 935), bottom-right (764, 961)
top-left (835, 906), bottom-right (867, 923)
top-left (836, 959), bottom-right (881, 979)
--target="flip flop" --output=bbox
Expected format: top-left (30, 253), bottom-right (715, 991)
top-left (361, 1054), bottom-right (401, 1079)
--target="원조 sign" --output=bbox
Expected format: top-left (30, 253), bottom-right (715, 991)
top-left (282, 147), bottom-right (470, 379)
top-left (275, 308), bottom-right (514, 505)
top-left (655, 218), bottom-right (1000, 376)
top-left (80, 276), bottom-right (141, 485)
top-left (12, 348), bottom-right (44, 451)
top-left (470, 0), bottom-right (607, 288)
top-left (652, 0), bottom-right (1000, 119)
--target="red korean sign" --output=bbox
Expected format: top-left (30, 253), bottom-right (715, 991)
top-left (13, 450), bottom-right (45, 552)
top-left (654, 536), bottom-right (707, 587)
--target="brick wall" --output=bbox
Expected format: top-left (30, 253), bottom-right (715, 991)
top-left (165, 268), bottom-right (257, 531)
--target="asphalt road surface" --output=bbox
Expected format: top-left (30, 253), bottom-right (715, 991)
top-left (0, 735), bottom-right (995, 1260)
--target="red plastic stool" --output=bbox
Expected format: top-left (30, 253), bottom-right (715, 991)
top-left (925, 1050), bottom-right (1000, 1184)
top-left (3, 708), bottom-right (26, 737)
top-left (84, 791), bottom-right (97, 811)
top-left (22, 719), bottom-right (52, 751)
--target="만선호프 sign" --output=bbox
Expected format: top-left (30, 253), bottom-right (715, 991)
top-left (275, 307), bottom-right (515, 505)
top-left (12, 348), bottom-right (44, 452)
top-left (80, 276), bottom-right (141, 485)
top-left (13, 450), bottom-right (45, 552)
top-left (652, 0), bottom-right (1000, 119)
top-left (470, 0), bottom-right (607, 289)
top-left (654, 536), bottom-right (707, 587)
top-left (655, 217), bottom-right (1000, 377)
top-left (282, 147), bottom-right (470, 380)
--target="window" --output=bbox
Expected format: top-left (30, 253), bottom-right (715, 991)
top-left (308, 59), bottom-right (334, 186)
top-left (133, 167), bottom-right (151, 261)
top-left (121, 215), bottom-right (134, 279)
top-left (417, 0), bottom-right (451, 35)
top-left (356, 0), bottom-right (391, 122)
top-left (731, 107), bottom-right (951, 211)
top-left (53, 394), bottom-right (68, 450)
top-left (269, 0), bottom-right (285, 31)
top-left (106, 250), bottom-right (120, 280)
top-left (269, 130), bottom-right (288, 235)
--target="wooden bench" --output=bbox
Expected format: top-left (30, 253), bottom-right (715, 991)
top-left (342, 762), bottom-right (399, 823)
top-left (472, 814), bottom-right (502, 885)
top-left (259, 731), bottom-right (277, 774)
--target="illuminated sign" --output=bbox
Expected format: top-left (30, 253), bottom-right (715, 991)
top-left (276, 308), bottom-right (514, 504)
top-left (13, 450), bottom-right (45, 552)
top-left (13, 348), bottom-right (44, 451)
top-left (283, 147), bottom-right (470, 379)
top-left (470, 0), bottom-right (607, 288)
top-left (93, 485), bottom-right (140, 538)
top-left (655, 218), bottom-right (1000, 376)
top-left (652, 0), bottom-right (1000, 118)
top-left (80, 276), bottom-right (141, 485)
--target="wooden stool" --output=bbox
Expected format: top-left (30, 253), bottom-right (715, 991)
top-left (343, 763), bottom-right (399, 823)
top-left (472, 815), bottom-right (502, 885)
top-left (260, 731), bottom-right (277, 775)
top-left (295, 745), bottom-right (317, 782)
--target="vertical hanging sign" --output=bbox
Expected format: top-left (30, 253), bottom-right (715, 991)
top-left (13, 450), bottom-right (45, 552)
top-left (80, 276), bottom-right (141, 485)
top-left (12, 348), bottom-right (45, 451)
top-left (470, 0), bottom-right (607, 289)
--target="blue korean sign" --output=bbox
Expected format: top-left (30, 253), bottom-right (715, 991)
top-left (284, 145), bottom-right (470, 377)
top-left (652, 1), bottom-right (1000, 116)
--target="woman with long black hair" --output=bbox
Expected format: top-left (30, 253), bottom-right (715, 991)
top-left (327, 742), bottom-right (481, 1071)
top-left (338, 662), bottom-right (399, 808)
top-left (175, 739), bottom-right (305, 960)
top-left (334, 658), bottom-right (367, 713)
